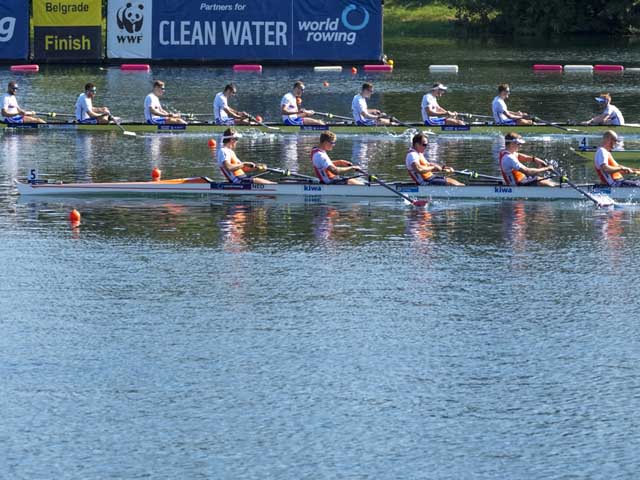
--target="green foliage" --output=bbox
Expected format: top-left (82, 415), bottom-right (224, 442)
top-left (444, 0), bottom-right (640, 34)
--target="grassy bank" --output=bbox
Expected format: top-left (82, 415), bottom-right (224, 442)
top-left (384, 1), bottom-right (456, 37)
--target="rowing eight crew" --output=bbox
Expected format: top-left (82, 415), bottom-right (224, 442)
top-left (214, 128), bottom-right (639, 189)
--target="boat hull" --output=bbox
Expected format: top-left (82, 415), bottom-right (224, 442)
top-left (4, 122), bottom-right (640, 136)
top-left (14, 178), bottom-right (638, 202)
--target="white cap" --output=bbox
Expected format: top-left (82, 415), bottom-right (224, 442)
top-left (505, 137), bottom-right (526, 144)
top-left (431, 83), bottom-right (448, 91)
top-left (595, 96), bottom-right (607, 103)
top-left (221, 132), bottom-right (243, 140)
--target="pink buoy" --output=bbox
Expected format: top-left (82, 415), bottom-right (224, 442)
top-left (10, 64), bottom-right (39, 72)
top-left (364, 64), bottom-right (393, 72)
top-left (120, 64), bottom-right (150, 71)
top-left (533, 64), bottom-right (562, 71)
top-left (594, 64), bottom-right (624, 72)
top-left (233, 64), bottom-right (262, 72)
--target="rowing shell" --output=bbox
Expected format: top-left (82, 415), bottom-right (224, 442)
top-left (572, 147), bottom-right (640, 162)
top-left (4, 121), bottom-right (640, 136)
top-left (14, 178), bottom-right (638, 202)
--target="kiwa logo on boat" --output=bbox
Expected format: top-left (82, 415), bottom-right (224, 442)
top-left (297, 3), bottom-right (370, 46)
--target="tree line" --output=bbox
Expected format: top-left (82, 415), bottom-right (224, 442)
top-left (392, 0), bottom-right (640, 35)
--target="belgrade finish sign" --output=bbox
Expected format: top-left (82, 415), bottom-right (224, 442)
top-left (108, 0), bottom-right (382, 61)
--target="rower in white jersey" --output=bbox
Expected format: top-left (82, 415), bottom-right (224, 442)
top-left (583, 93), bottom-right (625, 126)
top-left (144, 80), bottom-right (186, 125)
top-left (593, 130), bottom-right (640, 187)
top-left (498, 132), bottom-right (555, 186)
top-left (75, 82), bottom-right (116, 124)
top-left (280, 81), bottom-right (324, 126)
top-left (421, 83), bottom-right (464, 126)
top-left (214, 83), bottom-right (250, 125)
top-left (492, 83), bottom-right (533, 126)
top-left (405, 133), bottom-right (463, 186)
top-left (311, 131), bottom-right (365, 185)
top-left (216, 128), bottom-right (275, 185)
top-left (1, 81), bottom-right (45, 124)
top-left (351, 82), bottom-right (391, 126)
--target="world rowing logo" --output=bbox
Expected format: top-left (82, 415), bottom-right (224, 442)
top-left (0, 17), bottom-right (16, 42)
top-left (298, 2), bottom-right (371, 46)
top-left (117, 2), bottom-right (144, 34)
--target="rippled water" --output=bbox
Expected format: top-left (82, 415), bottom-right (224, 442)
top-left (2, 37), bottom-right (640, 479)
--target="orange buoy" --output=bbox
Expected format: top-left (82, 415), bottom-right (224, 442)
top-left (323, 81), bottom-right (330, 87)
top-left (208, 138), bottom-right (217, 148)
top-left (351, 67), bottom-right (357, 74)
top-left (255, 115), bottom-right (263, 122)
top-left (151, 167), bottom-right (162, 180)
top-left (69, 209), bottom-right (81, 222)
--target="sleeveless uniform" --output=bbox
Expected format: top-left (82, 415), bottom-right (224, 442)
top-left (492, 96), bottom-right (515, 125)
top-left (352, 94), bottom-right (375, 126)
top-left (1, 93), bottom-right (22, 123)
top-left (603, 104), bottom-right (624, 126)
top-left (593, 146), bottom-right (640, 187)
top-left (311, 147), bottom-right (342, 184)
top-left (75, 93), bottom-right (97, 124)
top-left (499, 150), bottom-right (537, 185)
top-left (405, 148), bottom-right (447, 186)
top-left (214, 92), bottom-right (234, 125)
top-left (217, 146), bottom-right (250, 184)
top-left (144, 92), bottom-right (165, 124)
top-left (281, 92), bottom-right (302, 126)
top-left (421, 93), bottom-right (445, 126)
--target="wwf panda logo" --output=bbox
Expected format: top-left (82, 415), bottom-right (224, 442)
top-left (117, 2), bottom-right (144, 34)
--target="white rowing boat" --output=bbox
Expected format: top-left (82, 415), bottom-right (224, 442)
top-left (14, 177), bottom-right (637, 202)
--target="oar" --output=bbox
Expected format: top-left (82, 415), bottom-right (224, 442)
top-left (450, 169), bottom-right (504, 183)
top-left (369, 174), bottom-right (428, 207)
top-left (246, 114), bottom-right (280, 131)
top-left (315, 111), bottom-right (354, 122)
top-left (108, 114), bottom-right (136, 137)
top-left (380, 113), bottom-right (416, 129)
top-left (552, 168), bottom-right (614, 207)
top-left (35, 112), bottom-right (76, 119)
top-left (265, 167), bottom-right (319, 183)
top-left (532, 116), bottom-right (582, 133)
top-left (459, 112), bottom-right (493, 120)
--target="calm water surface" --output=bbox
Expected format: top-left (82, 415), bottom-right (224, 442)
top-left (2, 37), bottom-right (640, 479)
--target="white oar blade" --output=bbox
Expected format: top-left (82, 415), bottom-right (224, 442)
top-left (123, 131), bottom-right (137, 137)
top-left (592, 194), bottom-right (616, 208)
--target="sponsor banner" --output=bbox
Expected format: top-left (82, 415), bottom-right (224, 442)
top-left (33, 0), bottom-right (103, 61)
top-left (0, 0), bottom-right (29, 60)
top-left (107, 0), bottom-right (153, 59)
top-left (146, 0), bottom-right (381, 61)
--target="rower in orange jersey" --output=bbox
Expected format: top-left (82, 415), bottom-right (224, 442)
top-left (594, 130), bottom-right (640, 187)
top-left (216, 128), bottom-right (275, 185)
top-left (311, 131), bottom-right (365, 185)
top-left (498, 132), bottom-right (556, 186)
top-left (405, 133), bottom-right (464, 186)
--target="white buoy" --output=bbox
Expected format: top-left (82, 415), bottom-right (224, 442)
top-left (314, 66), bottom-right (342, 72)
top-left (429, 65), bottom-right (459, 73)
top-left (625, 67), bottom-right (640, 73)
top-left (564, 65), bottom-right (594, 72)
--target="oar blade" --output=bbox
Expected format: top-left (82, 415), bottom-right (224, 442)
top-left (592, 194), bottom-right (616, 208)
top-left (412, 199), bottom-right (429, 208)
top-left (123, 131), bottom-right (137, 137)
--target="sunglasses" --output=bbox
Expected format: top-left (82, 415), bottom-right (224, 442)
top-left (330, 141), bottom-right (336, 145)
top-left (421, 143), bottom-right (428, 146)
top-left (90, 88), bottom-right (97, 93)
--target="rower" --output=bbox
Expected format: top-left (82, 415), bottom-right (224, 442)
top-left (594, 130), bottom-right (640, 187)
top-left (421, 83), bottom-right (464, 126)
top-left (1, 81), bottom-right (45, 124)
top-left (351, 82), bottom-right (391, 126)
top-left (492, 83), bottom-right (533, 126)
top-left (583, 93), bottom-right (625, 126)
top-left (406, 133), bottom-right (464, 186)
top-left (280, 81), bottom-right (324, 126)
top-left (311, 131), bottom-right (365, 185)
top-left (214, 83), bottom-right (250, 125)
top-left (75, 83), bottom-right (115, 124)
top-left (499, 132), bottom-right (555, 186)
top-left (144, 80), bottom-right (187, 125)
top-left (216, 128), bottom-right (275, 185)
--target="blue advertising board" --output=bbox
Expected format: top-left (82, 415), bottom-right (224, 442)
top-left (141, 0), bottom-right (382, 61)
top-left (0, 0), bottom-right (29, 60)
